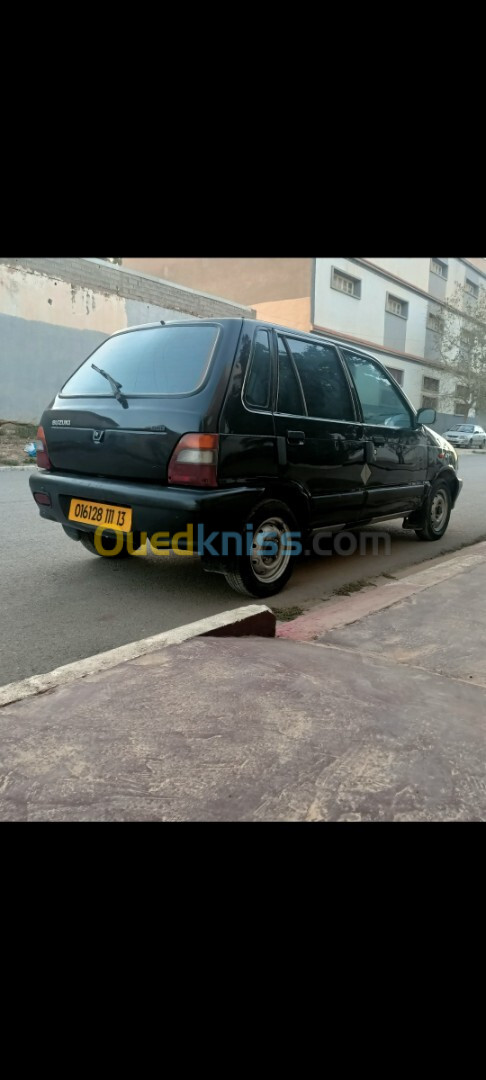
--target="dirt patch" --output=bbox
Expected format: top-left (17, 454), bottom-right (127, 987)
top-left (272, 605), bottom-right (305, 622)
top-left (333, 579), bottom-right (377, 597)
top-left (0, 422), bottom-right (37, 465)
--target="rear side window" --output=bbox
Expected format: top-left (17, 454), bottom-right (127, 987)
top-left (60, 324), bottom-right (219, 397)
top-left (284, 337), bottom-right (354, 421)
top-left (244, 330), bottom-right (271, 408)
top-left (277, 336), bottom-right (306, 415)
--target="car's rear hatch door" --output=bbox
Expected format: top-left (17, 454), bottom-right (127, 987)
top-left (43, 322), bottom-right (225, 482)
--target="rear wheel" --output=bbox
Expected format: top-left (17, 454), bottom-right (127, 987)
top-left (415, 482), bottom-right (452, 542)
top-left (79, 530), bottom-right (142, 558)
top-left (223, 500), bottom-right (298, 597)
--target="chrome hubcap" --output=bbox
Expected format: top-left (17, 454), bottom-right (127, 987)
top-left (431, 490), bottom-right (448, 532)
top-left (250, 516), bottom-right (292, 583)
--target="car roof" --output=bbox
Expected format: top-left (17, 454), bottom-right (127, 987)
top-left (111, 316), bottom-right (396, 368)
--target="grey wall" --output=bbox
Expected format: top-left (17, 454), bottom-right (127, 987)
top-left (0, 314), bottom-right (106, 421)
top-left (383, 310), bottom-right (407, 352)
top-left (0, 258), bottom-right (254, 422)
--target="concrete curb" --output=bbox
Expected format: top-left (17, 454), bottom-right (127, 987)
top-left (277, 541), bottom-right (486, 641)
top-left (0, 603), bottom-right (275, 709)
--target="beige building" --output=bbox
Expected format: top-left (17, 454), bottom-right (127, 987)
top-left (122, 258), bottom-right (313, 330)
top-left (122, 257), bottom-right (486, 418)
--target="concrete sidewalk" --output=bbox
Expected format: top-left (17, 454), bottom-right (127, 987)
top-left (2, 543), bottom-right (486, 821)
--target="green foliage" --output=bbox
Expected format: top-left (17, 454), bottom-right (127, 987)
top-left (438, 284), bottom-right (486, 414)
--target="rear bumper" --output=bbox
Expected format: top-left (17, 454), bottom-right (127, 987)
top-left (29, 470), bottom-right (265, 543)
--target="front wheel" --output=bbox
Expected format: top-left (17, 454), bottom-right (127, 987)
top-left (223, 500), bottom-right (299, 597)
top-left (415, 483), bottom-right (452, 542)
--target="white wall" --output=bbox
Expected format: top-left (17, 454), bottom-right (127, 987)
top-left (313, 258), bottom-right (460, 412)
top-left (366, 258), bottom-right (431, 291)
top-left (314, 258), bottom-right (429, 357)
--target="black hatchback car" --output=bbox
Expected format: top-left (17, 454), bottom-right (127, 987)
top-left (30, 317), bottom-right (463, 597)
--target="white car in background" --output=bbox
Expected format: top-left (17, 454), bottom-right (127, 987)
top-left (442, 424), bottom-right (486, 449)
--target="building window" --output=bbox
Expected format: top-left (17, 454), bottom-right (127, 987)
top-left (331, 267), bottom-right (361, 299)
top-left (386, 293), bottom-right (409, 319)
top-left (456, 384), bottom-right (469, 401)
top-left (465, 278), bottom-right (479, 299)
top-left (427, 311), bottom-right (442, 333)
top-left (423, 376), bottom-right (440, 394)
top-left (454, 402), bottom-right (468, 417)
top-left (422, 395), bottom-right (438, 410)
top-left (431, 258), bottom-right (448, 279)
top-left (460, 328), bottom-right (475, 349)
top-left (386, 366), bottom-right (404, 386)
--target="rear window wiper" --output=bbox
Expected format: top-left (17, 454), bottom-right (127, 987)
top-left (91, 363), bottom-right (128, 409)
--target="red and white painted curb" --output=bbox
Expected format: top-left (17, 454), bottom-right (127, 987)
top-left (277, 541), bottom-right (486, 642)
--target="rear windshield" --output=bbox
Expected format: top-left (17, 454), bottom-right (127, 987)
top-left (60, 324), bottom-right (219, 397)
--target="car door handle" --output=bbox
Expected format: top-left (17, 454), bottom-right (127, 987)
top-left (287, 430), bottom-right (306, 446)
top-left (372, 435), bottom-right (386, 446)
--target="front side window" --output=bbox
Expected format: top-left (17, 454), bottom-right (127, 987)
top-left (343, 351), bottom-right (412, 428)
top-left (61, 324), bottom-right (219, 397)
top-left (244, 329), bottom-right (271, 409)
top-left (284, 337), bottom-right (354, 421)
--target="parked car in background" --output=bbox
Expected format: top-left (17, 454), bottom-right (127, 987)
top-left (442, 424), bottom-right (486, 448)
top-left (424, 427), bottom-right (458, 471)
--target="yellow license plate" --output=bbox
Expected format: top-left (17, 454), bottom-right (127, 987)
top-left (68, 498), bottom-right (132, 533)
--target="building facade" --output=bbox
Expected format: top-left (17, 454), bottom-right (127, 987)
top-left (122, 256), bottom-right (486, 419)
top-left (312, 257), bottom-right (486, 420)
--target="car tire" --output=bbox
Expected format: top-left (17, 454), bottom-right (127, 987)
top-left (482, 440), bottom-right (486, 449)
top-left (223, 500), bottom-right (299, 597)
top-left (415, 482), bottom-right (452, 542)
top-left (79, 530), bottom-right (142, 558)
top-left (469, 439), bottom-right (473, 447)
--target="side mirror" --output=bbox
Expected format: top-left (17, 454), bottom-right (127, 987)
top-left (416, 407), bottom-right (436, 425)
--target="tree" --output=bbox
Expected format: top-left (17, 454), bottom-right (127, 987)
top-left (437, 283), bottom-right (486, 416)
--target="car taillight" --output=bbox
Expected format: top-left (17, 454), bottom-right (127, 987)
top-left (36, 425), bottom-right (52, 470)
top-left (168, 433), bottom-right (219, 487)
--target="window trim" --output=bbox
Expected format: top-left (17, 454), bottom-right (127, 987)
top-left (242, 326), bottom-right (272, 412)
top-left (385, 293), bottom-right (409, 320)
top-left (330, 266), bottom-right (362, 300)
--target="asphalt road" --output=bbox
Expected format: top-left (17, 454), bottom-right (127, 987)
top-left (2, 453), bottom-right (486, 687)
